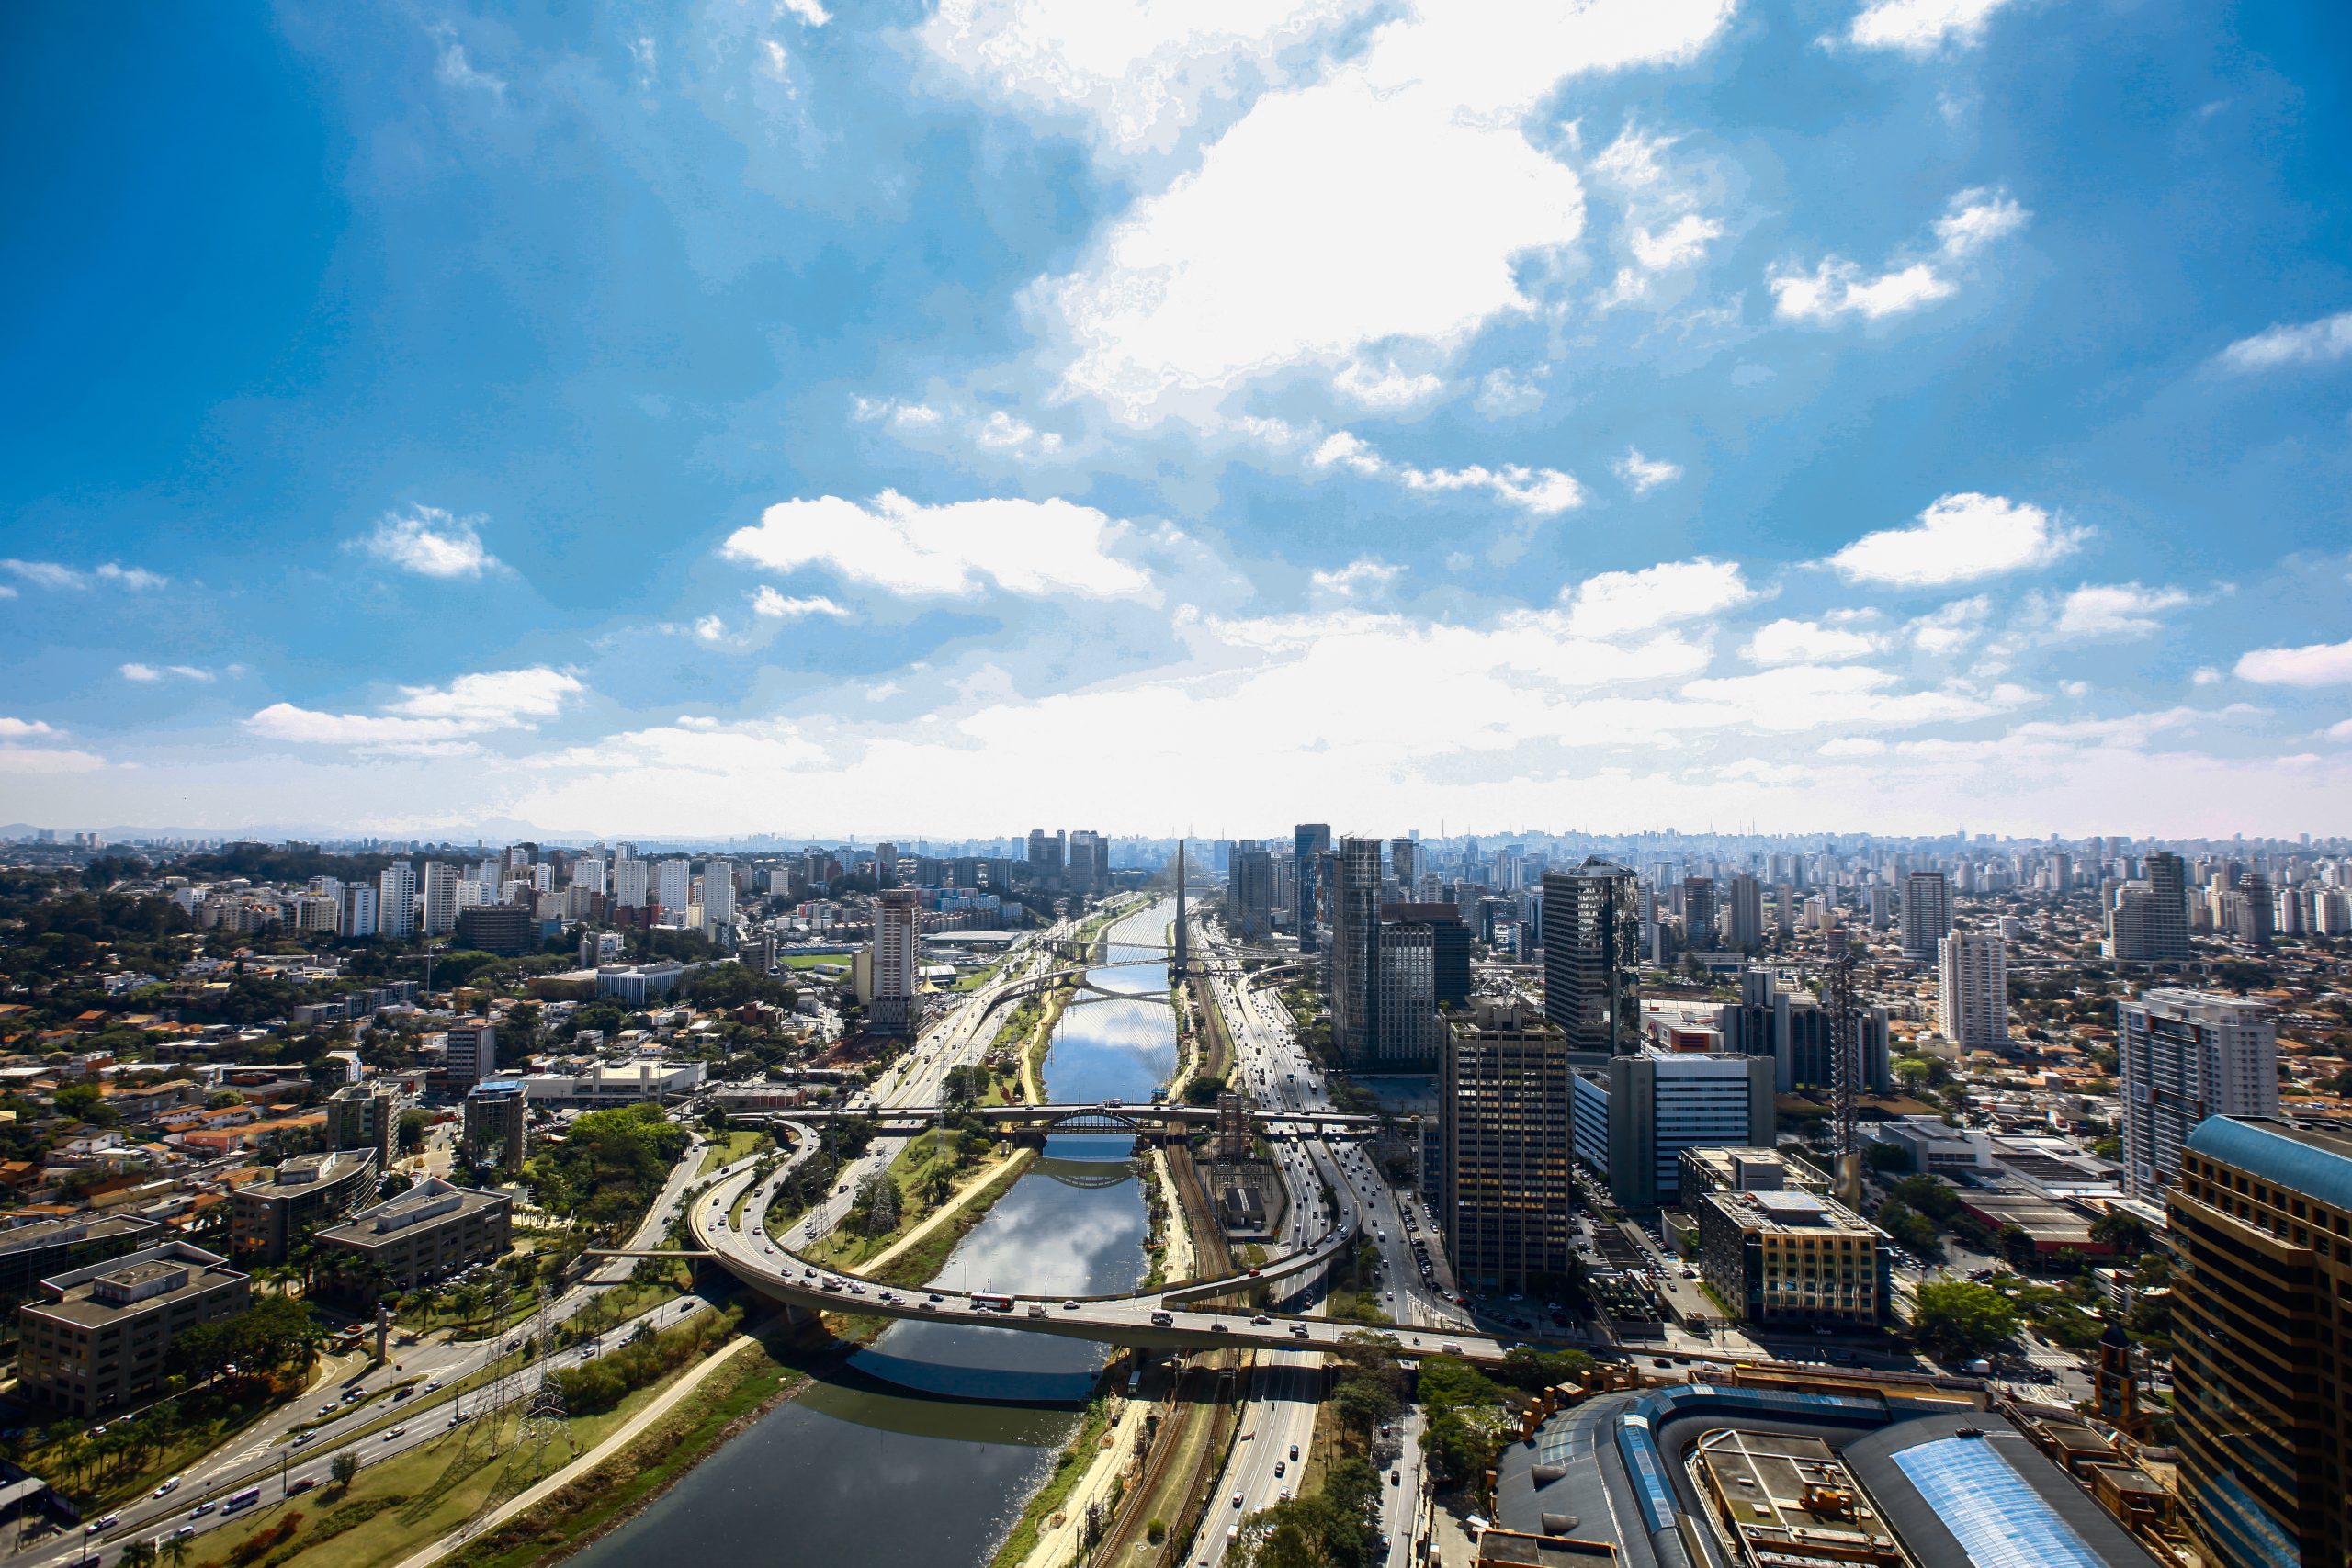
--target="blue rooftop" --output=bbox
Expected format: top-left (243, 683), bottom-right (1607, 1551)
top-left (1892, 1437), bottom-right (2109, 1568)
top-left (2184, 1116), bottom-right (2352, 1213)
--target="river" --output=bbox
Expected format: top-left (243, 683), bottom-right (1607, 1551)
top-left (569, 897), bottom-right (1179, 1568)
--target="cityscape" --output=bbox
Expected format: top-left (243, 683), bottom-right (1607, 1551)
top-left (5, 4), bottom-right (2351, 1568)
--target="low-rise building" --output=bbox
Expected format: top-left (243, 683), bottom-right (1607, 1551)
top-left (229, 1148), bottom-right (378, 1262)
top-left (15, 1242), bottom-right (249, 1415)
top-left (518, 1060), bottom-right (706, 1105)
top-left (1691, 1179), bottom-right (1891, 1327)
top-left (315, 1179), bottom-right (512, 1292)
top-left (0, 1214), bottom-right (162, 1309)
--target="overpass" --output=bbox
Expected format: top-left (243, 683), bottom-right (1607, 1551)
top-left (732, 1100), bottom-right (1384, 1138)
top-left (687, 1124), bottom-right (1512, 1364)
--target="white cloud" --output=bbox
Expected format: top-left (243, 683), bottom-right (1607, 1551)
top-left (1845, 0), bottom-right (2021, 53)
top-left (1399, 463), bottom-right (1586, 516)
top-left (1627, 212), bottom-right (1724, 272)
top-left (973, 410), bottom-right (1066, 457)
top-left (1306, 430), bottom-right (1385, 476)
top-left (778, 0), bottom-right (831, 24)
top-left (2191, 666), bottom-right (2222, 687)
top-left (1474, 367), bottom-right (1546, 417)
top-left (1023, 0), bottom-right (1737, 423)
top-left (245, 668), bottom-right (583, 747)
top-left (357, 505), bottom-right (504, 579)
top-left (2235, 637), bottom-right (2352, 688)
top-left (2, 559), bottom-right (169, 592)
top-left (119, 663), bottom-right (213, 682)
top-left (752, 587), bottom-right (851, 621)
top-left (1332, 359), bottom-right (1449, 412)
top-left (2049, 582), bottom-right (2191, 639)
top-left (1309, 558), bottom-right (1403, 598)
top-left (1773, 187), bottom-right (2028, 324)
top-left (429, 23), bottom-right (507, 96)
top-left (1908, 595), bottom-right (1991, 654)
top-left (0, 718), bottom-right (58, 739)
top-left (1562, 557), bottom-right (1751, 639)
top-left (1742, 617), bottom-right (1883, 666)
top-left (1612, 447), bottom-right (1682, 496)
top-left (719, 491), bottom-right (1162, 601)
top-left (1826, 492), bottom-right (2086, 587)
top-left (694, 615), bottom-right (729, 646)
top-left (0, 747), bottom-right (106, 775)
top-left (852, 396), bottom-right (944, 428)
top-left (2212, 310), bottom-right (2352, 375)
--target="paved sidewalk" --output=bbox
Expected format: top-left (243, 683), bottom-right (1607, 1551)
top-left (391, 1333), bottom-right (759, 1568)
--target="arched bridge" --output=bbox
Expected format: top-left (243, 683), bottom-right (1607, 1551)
top-left (734, 1101), bottom-right (1382, 1140)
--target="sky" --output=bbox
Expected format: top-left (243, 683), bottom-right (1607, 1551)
top-left (2, 0), bottom-right (2349, 842)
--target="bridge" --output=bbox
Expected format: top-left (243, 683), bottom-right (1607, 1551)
top-left (685, 1124), bottom-right (1512, 1364)
top-left (732, 1100), bottom-right (1384, 1139)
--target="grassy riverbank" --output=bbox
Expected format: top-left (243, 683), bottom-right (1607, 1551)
top-left (987, 1396), bottom-right (1114, 1568)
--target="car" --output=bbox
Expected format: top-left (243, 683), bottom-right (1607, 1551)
top-left (154, 1476), bottom-right (182, 1495)
top-left (1273, 1461), bottom-right (1285, 1477)
top-left (1288, 1443), bottom-right (1300, 1461)
top-left (384, 1427), bottom-right (407, 1440)
top-left (1231, 1493), bottom-right (1245, 1508)
top-left (172, 1526), bottom-right (197, 1540)
top-left (291, 1431), bottom-right (316, 1447)
top-left (1390, 1470), bottom-right (1402, 1485)
top-left (94, 1514), bottom-right (120, 1531)
top-left (287, 1477), bottom-right (318, 1495)
top-left (188, 1502), bottom-right (216, 1519)
top-left (1210, 1321), bottom-right (1229, 1333)
top-left (1250, 1314), bottom-right (1272, 1325)
top-left (424, 1379), bottom-right (443, 1392)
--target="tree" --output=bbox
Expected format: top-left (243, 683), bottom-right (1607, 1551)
top-left (330, 1450), bottom-right (361, 1491)
top-left (853, 1169), bottom-right (899, 1236)
top-left (51, 1081), bottom-right (116, 1124)
top-left (2090, 1209), bottom-right (2150, 1258)
top-left (163, 1535), bottom-right (193, 1568)
top-left (1862, 1140), bottom-right (1911, 1174)
top-left (1911, 1280), bottom-right (2021, 1360)
top-left (398, 1108), bottom-right (430, 1155)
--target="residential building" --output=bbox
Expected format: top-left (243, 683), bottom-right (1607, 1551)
top-left (869, 888), bottom-right (920, 1035)
top-left (454, 902), bottom-right (537, 956)
top-left (702, 859), bottom-right (735, 927)
top-left (422, 861), bottom-right (459, 936)
top-left (1899, 871), bottom-right (1950, 963)
top-left (1441, 1002), bottom-right (1575, 1293)
top-left (1570, 1048), bottom-right (1775, 1209)
top-left (653, 860), bottom-right (691, 919)
top-left (1293, 823), bottom-right (1331, 952)
top-left (324, 1081), bottom-right (401, 1167)
top-left (614, 857), bottom-right (650, 909)
top-left (1540, 858), bottom-right (1640, 1053)
top-left (1328, 837), bottom-right (1385, 1070)
top-left (230, 1149), bottom-right (378, 1262)
top-left (1723, 873), bottom-right (1764, 950)
top-left (15, 1242), bottom-right (250, 1415)
top-left (379, 863), bottom-right (417, 940)
top-left (341, 880), bottom-right (378, 939)
top-left (316, 1179), bottom-right (513, 1293)
top-left (2118, 989), bottom-right (2278, 1196)
top-left (1936, 930), bottom-right (2009, 1047)
top-left (2107, 850), bottom-right (2192, 964)
top-left (462, 1080), bottom-right (527, 1172)
top-left (2167, 1116), bottom-right (2352, 1568)
top-left (444, 1021), bottom-right (496, 1088)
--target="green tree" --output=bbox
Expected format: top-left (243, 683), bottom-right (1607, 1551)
top-left (2090, 1209), bottom-right (2150, 1258)
top-left (51, 1081), bottom-right (115, 1124)
top-left (330, 1450), bottom-right (361, 1491)
top-left (397, 1108), bottom-right (430, 1155)
top-left (1912, 1280), bottom-right (2021, 1360)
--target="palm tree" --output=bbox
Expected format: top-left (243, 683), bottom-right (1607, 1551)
top-left (163, 1533), bottom-right (193, 1568)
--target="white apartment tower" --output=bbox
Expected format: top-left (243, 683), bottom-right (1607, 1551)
top-left (1936, 931), bottom-right (2009, 1048)
top-left (614, 858), bottom-right (649, 908)
top-left (2117, 988), bottom-right (2278, 1196)
top-left (654, 859), bottom-right (691, 919)
top-left (421, 862), bottom-right (460, 936)
top-left (703, 860), bottom-right (736, 927)
top-left (869, 889), bottom-right (920, 1035)
top-left (379, 863), bottom-right (418, 941)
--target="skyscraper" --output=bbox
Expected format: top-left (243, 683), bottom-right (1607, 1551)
top-left (1724, 873), bottom-right (1764, 950)
top-left (868, 889), bottom-right (919, 1035)
top-left (1025, 829), bottom-right (1064, 884)
top-left (1680, 876), bottom-right (1718, 950)
top-left (2167, 1116), bottom-right (2352, 1568)
top-left (379, 863), bottom-right (417, 941)
top-left (1540, 858), bottom-right (1640, 1055)
top-left (1067, 829), bottom-right (1105, 896)
top-left (1293, 824), bottom-right (1331, 953)
top-left (1442, 1002), bottom-right (1574, 1293)
top-left (614, 857), bottom-right (649, 909)
top-left (2118, 989), bottom-right (2278, 1196)
top-left (1935, 930), bottom-right (2009, 1047)
top-left (652, 859), bottom-right (691, 919)
top-left (1230, 847), bottom-right (1274, 941)
top-left (703, 860), bottom-right (735, 927)
top-left (1899, 871), bottom-right (1951, 963)
top-left (1389, 837), bottom-right (1419, 891)
top-left (421, 862), bottom-right (459, 937)
top-left (1328, 837), bottom-right (1385, 1067)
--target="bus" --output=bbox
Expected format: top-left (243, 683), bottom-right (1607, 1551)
top-left (224, 1488), bottom-right (264, 1515)
top-left (970, 1293), bottom-right (1015, 1314)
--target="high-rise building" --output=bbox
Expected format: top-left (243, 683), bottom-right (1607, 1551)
top-left (342, 882), bottom-right (379, 939)
top-left (444, 1021), bottom-right (496, 1088)
top-left (462, 1080), bottom-right (528, 1174)
top-left (2109, 851), bottom-right (2193, 963)
top-left (1723, 873), bottom-right (1764, 950)
top-left (1540, 859), bottom-right (1640, 1054)
top-left (1370, 921), bottom-right (1442, 1071)
top-left (703, 860), bottom-right (735, 927)
top-left (379, 863), bottom-right (417, 941)
top-left (2233, 872), bottom-right (2276, 950)
top-left (2118, 989), bottom-right (2278, 1196)
top-left (2167, 1116), bottom-right (2352, 1568)
top-left (573, 856), bottom-right (607, 897)
top-left (1571, 1048), bottom-right (1777, 1208)
top-left (614, 858), bottom-right (649, 909)
top-left (1025, 829), bottom-right (1064, 884)
top-left (868, 888), bottom-right (919, 1035)
top-left (1681, 877), bottom-right (1718, 949)
top-left (1441, 1002), bottom-right (1574, 1293)
top-left (1390, 838), bottom-right (1419, 891)
top-left (1899, 871), bottom-right (1951, 962)
top-left (872, 843), bottom-right (898, 886)
top-left (654, 859), bottom-right (691, 919)
top-left (1935, 931), bottom-right (2009, 1048)
top-left (1384, 902), bottom-right (1470, 1008)
top-left (1328, 838), bottom-right (1385, 1069)
top-left (1067, 830), bottom-right (1105, 897)
top-left (1230, 847), bottom-right (1274, 941)
top-left (421, 862), bottom-right (459, 936)
top-left (1293, 824), bottom-right (1331, 953)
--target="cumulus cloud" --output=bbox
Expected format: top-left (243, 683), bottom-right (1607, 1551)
top-left (2048, 583), bottom-right (2191, 639)
top-left (1561, 558), bottom-right (1752, 640)
top-left (1332, 359), bottom-right (1449, 412)
top-left (0, 718), bottom-right (58, 739)
top-left (120, 663), bottom-right (214, 682)
top-left (1772, 187), bottom-right (2028, 325)
top-left (852, 396), bottom-right (944, 428)
top-left (752, 587), bottom-right (851, 620)
top-left (1742, 617), bottom-right (1883, 666)
top-left (1933, 187), bottom-right (2030, 259)
top-left (1017, 0), bottom-right (1737, 423)
top-left (1474, 367), bottom-right (1546, 417)
top-left (2235, 637), bottom-right (2352, 687)
top-left (1907, 595), bottom-right (1992, 654)
top-left (2211, 310), bottom-right (2352, 375)
top-left (245, 668), bottom-right (583, 747)
top-left (1612, 448), bottom-right (1682, 496)
top-left (1844, 0), bottom-right (2022, 53)
top-left (720, 491), bottom-right (1162, 601)
top-left (1309, 558), bottom-right (1403, 598)
top-left (2, 559), bottom-right (169, 592)
top-left (973, 411), bottom-right (1066, 457)
top-left (356, 505), bottom-right (504, 579)
top-left (1825, 492), bottom-right (2086, 587)
top-left (1301, 430), bottom-right (1585, 515)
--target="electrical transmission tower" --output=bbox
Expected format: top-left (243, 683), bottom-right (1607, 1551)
top-left (1824, 928), bottom-right (1865, 1208)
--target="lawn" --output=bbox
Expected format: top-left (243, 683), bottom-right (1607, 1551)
top-left (806, 1133), bottom-right (1017, 1271)
top-left (696, 1127), bottom-right (774, 1178)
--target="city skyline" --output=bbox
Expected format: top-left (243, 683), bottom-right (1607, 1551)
top-left (5, 5), bottom-right (2350, 836)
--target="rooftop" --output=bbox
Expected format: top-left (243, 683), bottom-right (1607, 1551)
top-left (2184, 1114), bottom-right (2352, 1213)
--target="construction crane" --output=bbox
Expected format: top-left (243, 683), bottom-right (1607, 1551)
top-left (1823, 928), bottom-right (1867, 1210)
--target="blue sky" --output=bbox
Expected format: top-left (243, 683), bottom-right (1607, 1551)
top-left (2, 0), bottom-right (2349, 840)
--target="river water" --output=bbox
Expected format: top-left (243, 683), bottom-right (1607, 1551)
top-left (569, 898), bottom-right (1177, 1568)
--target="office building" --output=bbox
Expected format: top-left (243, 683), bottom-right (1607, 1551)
top-left (2167, 1116), bottom-right (2352, 1568)
top-left (230, 1149), bottom-right (378, 1263)
top-left (654, 860), bottom-right (691, 919)
top-left (1570, 1049), bottom-right (1775, 1209)
top-left (422, 861), bottom-right (459, 936)
top-left (1681, 876), bottom-right (1717, 948)
top-left (1230, 847), bottom-right (1274, 941)
top-left (1384, 901), bottom-right (1470, 1007)
top-left (1689, 1157), bottom-right (1891, 1327)
top-left (2118, 989), bottom-right (2278, 1196)
top-left (325, 1081), bottom-right (401, 1168)
top-left (1025, 829), bottom-right (1064, 883)
top-left (869, 888), bottom-right (920, 1034)
top-left (317, 1179), bottom-right (514, 1293)
top-left (379, 862), bottom-right (417, 940)
top-left (1365, 921), bottom-right (1442, 1071)
top-left (1328, 837), bottom-right (1385, 1069)
top-left (1540, 859), bottom-right (1640, 1054)
top-left (15, 1242), bottom-right (251, 1415)
top-left (1389, 838), bottom-right (1419, 892)
top-left (1936, 930), bottom-right (2009, 1048)
top-left (595, 961), bottom-right (684, 1004)
top-left (454, 902), bottom-right (537, 956)
top-left (444, 1021), bottom-right (496, 1088)
top-left (0, 1216), bottom-right (162, 1314)
top-left (1723, 873), bottom-right (1764, 950)
top-left (2108, 850), bottom-right (2192, 964)
top-left (1067, 830), bottom-right (1105, 896)
top-left (462, 1080), bottom-right (528, 1173)
top-left (1899, 871), bottom-right (1950, 962)
top-left (1294, 824), bottom-right (1331, 952)
top-left (1441, 1003), bottom-right (1575, 1293)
